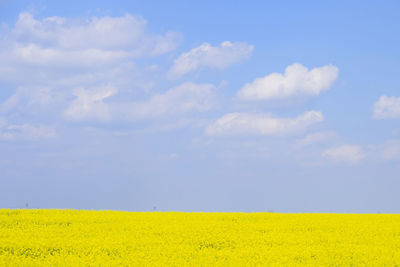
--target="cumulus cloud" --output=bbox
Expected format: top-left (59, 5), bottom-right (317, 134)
top-left (322, 145), bottom-right (365, 164)
top-left (168, 41), bottom-right (253, 78)
top-left (205, 110), bottom-right (323, 136)
top-left (9, 12), bottom-right (180, 60)
top-left (0, 11), bottom-right (185, 126)
top-left (373, 95), bottom-right (400, 119)
top-left (237, 63), bottom-right (338, 101)
top-left (0, 16), bottom-right (179, 106)
top-left (0, 12), bottom-right (181, 86)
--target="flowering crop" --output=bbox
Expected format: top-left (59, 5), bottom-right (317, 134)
top-left (0, 209), bottom-right (400, 266)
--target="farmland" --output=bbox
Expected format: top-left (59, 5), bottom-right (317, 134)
top-left (1, 209), bottom-right (400, 265)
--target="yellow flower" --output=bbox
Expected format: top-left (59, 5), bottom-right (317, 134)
top-left (0, 209), bottom-right (399, 266)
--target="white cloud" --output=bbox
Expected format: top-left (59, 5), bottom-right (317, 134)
top-left (322, 145), bottom-right (365, 164)
top-left (320, 140), bottom-right (400, 164)
top-left (0, 12), bottom-right (197, 123)
top-left (373, 95), bottom-right (400, 119)
top-left (130, 118), bottom-right (212, 134)
top-left (0, 12), bottom-right (181, 85)
top-left (0, 117), bottom-right (7, 128)
top-left (63, 82), bottom-right (218, 121)
top-left (130, 82), bottom-right (217, 119)
top-left (0, 86), bottom-right (57, 114)
top-left (205, 110), bottom-right (323, 136)
top-left (379, 140), bottom-right (400, 160)
top-left (0, 118), bottom-right (55, 141)
top-left (64, 84), bottom-right (117, 121)
top-left (9, 43), bottom-right (129, 67)
top-left (237, 63), bottom-right (338, 101)
top-left (0, 12), bottom-right (182, 122)
top-left (369, 140), bottom-right (400, 161)
top-left (10, 12), bottom-right (180, 59)
top-left (295, 131), bottom-right (337, 148)
top-left (168, 41), bottom-right (253, 78)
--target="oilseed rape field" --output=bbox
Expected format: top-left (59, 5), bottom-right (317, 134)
top-left (1, 210), bottom-right (400, 266)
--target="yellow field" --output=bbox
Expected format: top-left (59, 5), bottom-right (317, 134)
top-left (0, 210), bottom-right (400, 266)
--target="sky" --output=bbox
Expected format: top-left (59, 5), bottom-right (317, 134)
top-left (1, 0), bottom-right (400, 212)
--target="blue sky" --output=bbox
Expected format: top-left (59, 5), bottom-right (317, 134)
top-left (1, 0), bottom-right (400, 212)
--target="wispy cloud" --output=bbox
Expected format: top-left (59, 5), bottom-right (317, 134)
top-left (168, 41), bottom-right (253, 78)
top-left (295, 131), bottom-right (337, 148)
top-left (63, 82), bottom-right (218, 122)
top-left (64, 84), bottom-right (117, 121)
top-left (129, 82), bottom-right (218, 119)
top-left (322, 145), bottom-right (365, 164)
top-left (368, 139), bottom-right (400, 161)
top-left (0, 118), bottom-right (55, 141)
top-left (206, 110), bottom-right (323, 136)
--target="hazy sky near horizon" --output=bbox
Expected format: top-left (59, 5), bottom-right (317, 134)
top-left (1, 0), bottom-right (400, 212)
